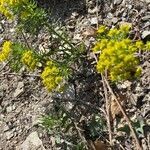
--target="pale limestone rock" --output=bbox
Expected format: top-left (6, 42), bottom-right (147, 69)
top-left (19, 132), bottom-right (45, 150)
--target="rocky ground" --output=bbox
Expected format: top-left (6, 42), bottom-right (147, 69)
top-left (0, 0), bottom-right (150, 150)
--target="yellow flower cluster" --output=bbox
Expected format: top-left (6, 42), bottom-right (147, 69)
top-left (93, 24), bottom-right (148, 81)
top-left (97, 25), bottom-right (108, 34)
top-left (0, 0), bottom-right (23, 19)
top-left (93, 39), bottom-right (108, 52)
top-left (107, 28), bottom-right (121, 37)
top-left (41, 61), bottom-right (63, 92)
top-left (145, 41), bottom-right (150, 50)
top-left (20, 10), bottom-right (30, 20)
top-left (0, 41), bottom-right (12, 62)
top-left (135, 41), bottom-right (144, 49)
top-left (21, 50), bottom-right (38, 70)
top-left (120, 23), bottom-right (132, 33)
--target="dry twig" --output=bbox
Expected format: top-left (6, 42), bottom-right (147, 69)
top-left (0, 62), bottom-right (8, 72)
top-left (101, 74), bottom-right (113, 146)
top-left (103, 76), bottom-right (142, 150)
top-left (0, 72), bottom-right (40, 77)
top-left (92, 51), bottom-right (142, 149)
top-left (93, 51), bottom-right (113, 145)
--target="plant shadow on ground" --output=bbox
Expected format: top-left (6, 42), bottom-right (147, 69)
top-left (40, 55), bottom-right (109, 149)
top-left (36, 0), bottom-right (87, 23)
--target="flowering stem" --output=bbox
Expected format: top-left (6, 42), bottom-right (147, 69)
top-left (101, 73), bottom-right (113, 146)
top-left (20, 30), bottom-right (31, 49)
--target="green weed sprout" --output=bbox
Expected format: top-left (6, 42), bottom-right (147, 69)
top-left (93, 24), bottom-right (150, 81)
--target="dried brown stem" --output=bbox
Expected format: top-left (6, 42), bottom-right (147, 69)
top-left (73, 122), bottom-right (89, 149)
top-left (93, 53), bottom-right (113, 146)
top-left (0, 72), bottom-right (40, 77)
top-left (0, 62), bottom-right (9, 72)
top-left (103, 77), bottom-right (142, 150)
top-left (21, 31), bottom-right (31, 49)
top-left (101, 74), bottom-right (113, 146)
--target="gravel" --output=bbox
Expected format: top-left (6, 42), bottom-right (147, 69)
top-left (0, 0), bottom-right (150, 149)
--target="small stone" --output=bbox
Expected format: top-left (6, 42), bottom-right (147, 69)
top-left (32, 115), bottom-right (40, 126)
top-left (67, 25), bottom-right (75, 30)
top-left (90, 17), bottom-right (98, 25)
top-left (6, 106), bottom-right (13, 113)
top-left (135, 86), bottom-right (143, 92)
top-left (142, 30), bottom-right (150, 39)
top-left (107, 12), bottom-right (113, 19)
top-left (118, 81), bottom-right (132, 89)
top-left (65, 102), bottom-right (74, 111)
top-left (82, 27), bottom-right (96, 38)
top-left (0, 114), bottom-right (4, 119)
top-left (51, 136), bottom-right (55, 147)
top-left (14, 140), bottom-right (17, 144)
top-left (104, 19), bottom-right (112, 26)
top-left (12, 105), bottom-right (16, 110)
top-left (142, 15), bottom-right (150, 21)
top-left (122, 11), bottom-right (127, 17)
top-left (13, 82), bottom-right (24, 98)
top-left (1, 20), bottom-right (5, 24)
top-left (7, 121), bottom-right (14, 130)
top-left (20, 131), bottom-right (46, 150)
top-left (73, 34), bottom-right (83, 40)
top-left (39, 133), bottom-right (43, 138)
top-left (5, 131), bottom-right (14, 140)
top-left (84, 40), bottom-right (91, 47)
top-left (140, 0), bottom-right (150, 3)
top-left (9, 28), bottom-right (15, 33)
top-left (143, 22), bottom-right (150, 29)
top-left (15, 126), bottom-right (19, 132)
top-left (148, 4), bottom-right (150, 11)
top-left (112, 17), bottom-right (119, 24)
top-left (0, 37), bottom-right (3, 45)
top-left (128, 5), bottom-right (133, 9)
top-left (71, 12), bottom-right (79, 18)
top-left (114, 0), bottom-right (123, 5)
top-left (3, 124), bottom-right (9, 132)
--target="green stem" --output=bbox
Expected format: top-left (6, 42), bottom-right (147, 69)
top-left (45, 22), bottom-right (78, 52)
top-left (20, 30), bottom-right (31, 49)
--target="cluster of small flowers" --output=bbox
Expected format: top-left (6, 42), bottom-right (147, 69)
top-left (41, 61), bottom-right (63, 92)
top-left (0, 0), bottom-right (22, 19)
top-left (93, 24), bottom-right (150, 81)
top-left (21, 50), bottom-right (38, 71)
top-left (0, 41), bottom-right (12, 62)
top-left (0, 40), bottom-right (63, 92)
top-left (0, 1), bottom-right (68, 92)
